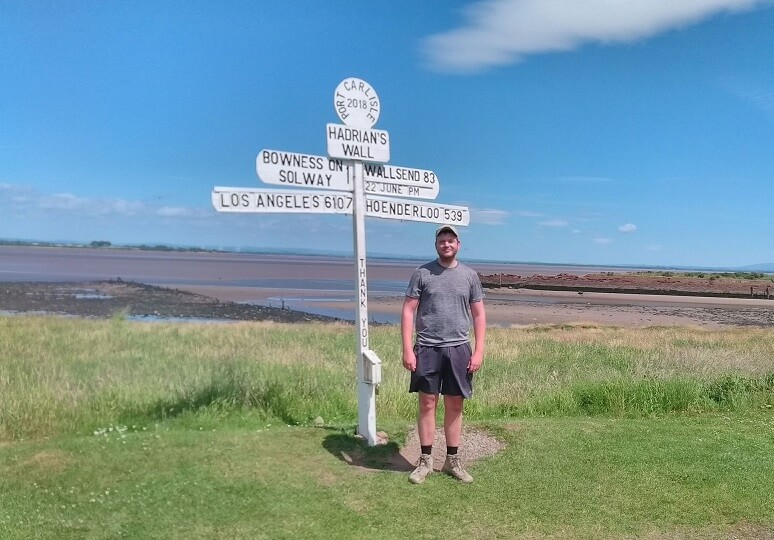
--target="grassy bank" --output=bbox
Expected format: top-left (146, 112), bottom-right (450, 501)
top-left (2, 317), bottom-right (771, 439)
top-left (1, 316), bottom-right (773, 538)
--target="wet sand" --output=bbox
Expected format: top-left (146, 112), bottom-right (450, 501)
top-left (2, 246), bottom-right (772, 328)
top-left (171, 284), bottom-right (774, 328)
top-left (317, 291), bottom-right (774, 328)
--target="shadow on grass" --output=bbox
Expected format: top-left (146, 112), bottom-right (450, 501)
top-left (129, 378), bottom-right (300, 426)
top-left (322, 430), bottom-right (414, 472)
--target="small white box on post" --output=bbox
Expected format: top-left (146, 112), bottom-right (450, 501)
top-left (362, 349), bottom-right (382, 386)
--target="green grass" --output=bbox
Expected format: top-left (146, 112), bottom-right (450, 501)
top-left (1, 316), bottom-right (773, 538)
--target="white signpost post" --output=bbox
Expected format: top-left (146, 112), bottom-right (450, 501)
top-left (211, 77), bottom-right (470, 446)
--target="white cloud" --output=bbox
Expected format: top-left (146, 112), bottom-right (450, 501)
top-left (538, 219), bottom-right (569, 227)
top-left (0, 182), bottom-right (33, 197)
top-left (423, 0), bottom-right (767, 72)
top-left (107, 199), bottom-right (147, 216)
top-left (515, 210), bottom-right (544, 217)
top-left (38, 193), bottom-right (85, 211)
top-left (594, 237), bottom-right (612, 244)
top-left (471, 207), bottom-right (509, 224)
top-left (157, 206), bottom-right (194, 217)
top-left (0, 182), bottom-right (202, 219)
top-left (618, 223), bottom-right (637, 233)
top-left (727, 80), bottom-right (774, 119)
top-left (35, 192), bottom-right (148, 217)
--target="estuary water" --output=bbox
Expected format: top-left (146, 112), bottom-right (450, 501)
top-left (0, 245), bottom-right (647, 322)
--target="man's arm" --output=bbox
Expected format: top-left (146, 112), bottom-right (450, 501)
top-left (468, 300), bottom-right (486, 373)
top-left (401, 296), bottom-right (419, 371)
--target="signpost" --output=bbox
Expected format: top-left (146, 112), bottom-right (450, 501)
top-left (211, 77), bottom-right (470, 446)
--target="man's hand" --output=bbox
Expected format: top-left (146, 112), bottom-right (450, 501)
top-left (468, 300), bottom-right (486, 373)
top-left (403, 349), bottom-right (417, 372)
top-left (467, 350), bottom-right (484, 373)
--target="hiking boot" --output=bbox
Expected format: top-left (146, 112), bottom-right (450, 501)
top-left (409, 454), bottom-right (433, 484)
top-left (442, 454), bottom-right (473, 483)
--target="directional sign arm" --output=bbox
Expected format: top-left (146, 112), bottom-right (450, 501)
top-left (256, 150), bottom-right (440, 200)
top-left (256, 149), bottom-right (352, 192)
top-left (364, 195), bottom-right (469, 226)
top-left (212, 187), bottom-right (353, 215)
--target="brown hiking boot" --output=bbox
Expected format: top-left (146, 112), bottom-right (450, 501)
top-left (409, 454), bottom-right (433, 484)
top-left (442, 454), bottom-right (473, 483)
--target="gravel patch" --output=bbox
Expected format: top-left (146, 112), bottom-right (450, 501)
top-left (394, 426), bottom-right (506, 472)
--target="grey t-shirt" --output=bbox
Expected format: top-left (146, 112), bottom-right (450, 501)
top-left (405, 259), bottom-right (485, 347)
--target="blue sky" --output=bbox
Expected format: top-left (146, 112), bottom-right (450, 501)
top-left (2, 0), bottom-right (773, 268)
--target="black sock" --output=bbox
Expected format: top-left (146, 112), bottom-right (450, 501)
top-left (447, 446), bottom-right (458, 455)
top-left (420, 445), bottom-right (432, 456)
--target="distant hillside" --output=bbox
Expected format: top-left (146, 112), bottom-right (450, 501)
top-left (737, 263), bottom-right (774, 273)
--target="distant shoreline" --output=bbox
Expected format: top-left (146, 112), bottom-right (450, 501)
top-left (2, 242), bottom-right (772, 274)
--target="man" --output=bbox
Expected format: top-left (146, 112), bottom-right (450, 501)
top-left (401, 225), bottom-right (486, 484)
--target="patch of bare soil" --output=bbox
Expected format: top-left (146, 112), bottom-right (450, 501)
top-left (0, 280), bottom-right (346, 324)
top-left (393, 426), bottom-right (506, 472)
top-left (326, 426), bottom-right (505, 475)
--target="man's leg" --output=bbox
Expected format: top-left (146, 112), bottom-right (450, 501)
top-left (418, 392), bottom-right (438, 446)
top-left (442, 395), bottom-right (473, 483)
top-left (443, 395), bottom-right (463, 447)
top-left (409, 392), bottom-right (438, 484)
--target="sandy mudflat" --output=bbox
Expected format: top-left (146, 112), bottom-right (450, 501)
top-left (0, 280), bottom-right (772, 328)
top-left (301, 288), bottom-right (774, 328)
top-left (1, 246), bottom-right (772, 328)
top-left (170, 284), bottom-right (774, 328)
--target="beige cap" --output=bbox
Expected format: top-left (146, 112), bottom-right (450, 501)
top-left (435, 225), bottom-right (459, 238)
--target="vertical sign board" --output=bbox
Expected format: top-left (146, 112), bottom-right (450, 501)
top-left (210, 77), bottom-right (471, 446)
top-left (332, 78), bottom-right (384, 448)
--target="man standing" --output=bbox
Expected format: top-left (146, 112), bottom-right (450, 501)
top-left (401, 225), bottom-right (486, 484)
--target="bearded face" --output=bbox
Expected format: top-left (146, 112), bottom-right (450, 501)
top-left (435, 232), bottom-right (460, 262)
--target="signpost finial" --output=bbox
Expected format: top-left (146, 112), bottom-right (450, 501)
top-left (334, 77), bottom-right (380, 129)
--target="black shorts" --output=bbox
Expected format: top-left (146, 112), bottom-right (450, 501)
top-left (409, 343), bottom-right (473, 399)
